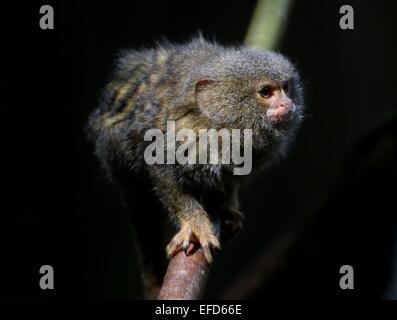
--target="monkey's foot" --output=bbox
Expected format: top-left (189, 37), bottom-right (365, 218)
top-left (166, 222), bottom-right (220, 263)
top-left (221, 209), bottom-right (244, 242)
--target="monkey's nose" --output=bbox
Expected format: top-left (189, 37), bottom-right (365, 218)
top-left (266, 105), bottom-right (293, 123)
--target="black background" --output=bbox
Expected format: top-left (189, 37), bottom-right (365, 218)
top-left (5, 0), bottom-right (397, 299)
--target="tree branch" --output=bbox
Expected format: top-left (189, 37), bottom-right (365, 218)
top-left (157, 244), bottom-right (210, 300)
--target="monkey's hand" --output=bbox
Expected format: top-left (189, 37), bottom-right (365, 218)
top-left (150, 167), bottom-right (221, 263)
top-left (220, 208), bottom-right (244, 242)
top-left (166, 214), bottom-right (220, 263)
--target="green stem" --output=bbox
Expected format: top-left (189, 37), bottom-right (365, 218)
top-left (244, 0), bottom-right (292, 50)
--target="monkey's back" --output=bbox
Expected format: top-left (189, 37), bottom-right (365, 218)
top-left (87, 40), bottom-right (220, 177)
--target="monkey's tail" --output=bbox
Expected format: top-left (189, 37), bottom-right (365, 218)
top-left (122, 177), bottom-right (168, 299)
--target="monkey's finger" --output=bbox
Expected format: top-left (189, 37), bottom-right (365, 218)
top-left (209, 236), bottom-right (221, 250)
top-left (202, 243), bottom-right (213, 264)
top-left (185, 242), bottom-right (196, 256)
top-left (166, 239), bottom-right (182, 258)
top-left (182, 238), bottom-right (190, 252)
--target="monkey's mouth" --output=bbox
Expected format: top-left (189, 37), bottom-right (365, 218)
top-left (266, 104), bottom-right (296, 124)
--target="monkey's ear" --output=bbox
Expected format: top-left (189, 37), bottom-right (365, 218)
top-left (194, 79), bottom-right (215, 107)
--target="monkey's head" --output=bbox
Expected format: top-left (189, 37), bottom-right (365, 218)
top-left (193, 47), bottom-right (304, 151)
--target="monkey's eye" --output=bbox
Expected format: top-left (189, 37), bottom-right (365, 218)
top-left (258, 86), bottom-right (271, 99)
top-left (282, 82), bottom-right (289, 93)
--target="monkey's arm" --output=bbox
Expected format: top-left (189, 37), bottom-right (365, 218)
top-left (150, 167), bottom-right (220, 263)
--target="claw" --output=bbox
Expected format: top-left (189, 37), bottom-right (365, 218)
top-left (202, 243), bottom-right (212, 263)
top-left (166, 223), bottom-right (220, 263)
top-left (185, 242), bottom-right (196, 256)
top-left (182, 236), bottom-right (190, 252)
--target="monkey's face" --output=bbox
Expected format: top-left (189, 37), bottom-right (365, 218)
top-left (256, 81), bottom-right (295, 125)
top-left (195, 76), bottom-right (302, 137)
top-left (195, 49), bottom-right (304, 148)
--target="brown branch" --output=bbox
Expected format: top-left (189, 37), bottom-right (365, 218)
top-left (157, 244), bottom-right (210, 300)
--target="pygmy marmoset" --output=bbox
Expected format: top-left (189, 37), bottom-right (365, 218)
top-left (87, 38), bottom-right (304, 297)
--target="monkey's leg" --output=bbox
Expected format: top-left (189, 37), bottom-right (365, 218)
top-left (218, 184), bottom-right (244, 242)
top-left (152, 169), bottom-right (220, 263)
